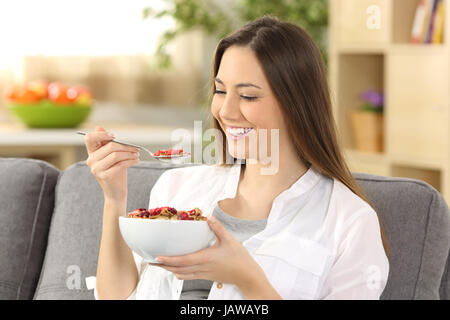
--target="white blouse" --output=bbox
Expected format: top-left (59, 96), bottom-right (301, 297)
top-left (95, 162), bottom-right (389, 300)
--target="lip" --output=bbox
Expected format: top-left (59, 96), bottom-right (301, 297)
top-left (224, 124), bottom-right (253, 129)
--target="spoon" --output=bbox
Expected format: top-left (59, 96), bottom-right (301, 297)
top-left (76, 131), bottom-right (190, 163)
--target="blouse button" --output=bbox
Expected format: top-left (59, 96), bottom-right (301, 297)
top-left (217, 282), bottom-right (223, 289)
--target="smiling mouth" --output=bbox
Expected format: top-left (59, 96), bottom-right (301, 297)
top-left (225, 127), bottom-right (255, 139)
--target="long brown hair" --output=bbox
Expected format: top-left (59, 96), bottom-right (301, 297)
top-left (208, 16), bottom-right (389, 258)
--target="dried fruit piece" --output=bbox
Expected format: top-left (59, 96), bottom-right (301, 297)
top-left (128, 206), bottom-right (205, 221)
top-left (128, 208), bottom-right (147, 218)
top-left (167, 207), bottom-right (177, 215)
top-left (153, 149), bottom-right (184, 157)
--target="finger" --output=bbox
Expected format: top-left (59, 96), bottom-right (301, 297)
top-left (95, 125), bottom-right (107, 132)
top-left (90, 151), bottom-right (139, 175)
top-left (88, 141), bottom-right (139, 165)
top-left (101, 158), bottom-right (139, 177)
top-left (94, 126), bottom-right (109, 148)
top-left (207, 215), bottom-right (230, 242)
top-left (85, 131), bottom-right (115, 154)
top-left (157, 249), bottom-right (210, 267)
top-left (151, 264), bottom-right (207, 275)
top-left (172, 273), bottom-right (203, 281)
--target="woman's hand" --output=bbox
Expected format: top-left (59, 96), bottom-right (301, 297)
top-left (85, 125), bottom-right (140, 203)
top-left (150, 215), bottom-right (282, 299)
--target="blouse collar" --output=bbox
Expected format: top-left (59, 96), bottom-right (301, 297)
top-left (225, 161), bottom-right (323, 203)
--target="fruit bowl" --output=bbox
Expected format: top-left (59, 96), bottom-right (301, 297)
top-left (118, 216), bottom-right (216, 263)
top-left (7, 99), bottom-right (92, 128)
top-left (5, 80), bottom-right (94, 128)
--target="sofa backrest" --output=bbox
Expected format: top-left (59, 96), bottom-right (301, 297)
top-left (1, 158), bottom-right (448, 299)
top-left (33, 160), bottom-right (192, 299)
top-left (353, 173), bottom-right (450, 300)
top-left (0, 158), bottom-right (60, 299)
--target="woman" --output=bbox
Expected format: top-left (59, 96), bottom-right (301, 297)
top-left (85, 16), bottom-right (389, 300)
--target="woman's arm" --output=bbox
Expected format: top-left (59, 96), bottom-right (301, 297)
top-left (95, 199), bottom-right (139, 300)
top-left (83, 126), bottom-right (141, 299)
top-left (319, 209), bottom-right (389, 299)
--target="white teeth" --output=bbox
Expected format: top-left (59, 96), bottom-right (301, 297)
top-left (227, 127), bottom-right (253, 136)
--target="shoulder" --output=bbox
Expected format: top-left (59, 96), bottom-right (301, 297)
top-left (331, 179), bottom-right (375, 218)
top-left (327, 180), bottom-right (387, 262)
top-left (328, 179), bottom-right (381, 237)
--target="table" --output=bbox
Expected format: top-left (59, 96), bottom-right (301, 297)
top-left (0, 122), bottom-right (197, 170)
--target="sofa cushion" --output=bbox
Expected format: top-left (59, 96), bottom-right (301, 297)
top-left (31, 160), bottom-right (450, 300)
top-left (0, 158), bottom-right (59, 300)
top-left (354, 173), bottom-right (450, 299)
top-left (441, 256), bottom-right (450, 299)
top-left (33, 160), bottom-right (193, 299)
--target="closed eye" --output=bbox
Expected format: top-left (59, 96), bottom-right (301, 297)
top-left (241, 95), bottom-right (258, 101)
top-left (214, 89), bottom-right (226, 95)
top-left (214, 90), bottom-right (258, 101)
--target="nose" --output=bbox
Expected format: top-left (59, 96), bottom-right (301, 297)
top-left (219, 93), bottom-right (241, 123)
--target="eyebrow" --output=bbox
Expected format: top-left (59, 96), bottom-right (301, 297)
top-left (215, 77), bottom-right (262, 89)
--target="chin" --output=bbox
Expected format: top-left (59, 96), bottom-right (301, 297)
top-left (226, 140), bottom-right (247, 160)
top-left (227, 148), bottom-right (247, 160)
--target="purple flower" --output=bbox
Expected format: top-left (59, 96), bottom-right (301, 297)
top-left (360, 90), bottom-right (384, 108)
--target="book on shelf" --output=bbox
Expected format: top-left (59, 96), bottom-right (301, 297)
top-left (426, 0), bottom-right (439, 42)
top-left (411, 0), bottom-right (446, 44)
top-left (411, 0), bottom-right (427, 43)
top-left (432, 0), bottom-right (446, 43)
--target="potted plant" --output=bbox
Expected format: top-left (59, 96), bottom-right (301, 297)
top-left (142, 0), bottom-right (328, 68)
top-left (350, 89), bottom-right (384, 153)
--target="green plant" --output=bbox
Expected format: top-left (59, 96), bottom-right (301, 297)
top-left (143, 0), bottom-right (328, 68)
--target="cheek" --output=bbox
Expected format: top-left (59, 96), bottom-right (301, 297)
top-left (242, 102), bottom-right (278, 129)
top-left (211, 96), bottom-right (221, 120)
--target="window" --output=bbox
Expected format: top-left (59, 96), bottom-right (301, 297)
top-left (0, 0), bottom-right (173, 68)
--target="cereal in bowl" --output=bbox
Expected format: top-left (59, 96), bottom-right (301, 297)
top-left (127, 207), bottom-right (207, 221)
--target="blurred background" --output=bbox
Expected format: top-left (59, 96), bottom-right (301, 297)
top-left (0, 0), bottom-right (448, 204)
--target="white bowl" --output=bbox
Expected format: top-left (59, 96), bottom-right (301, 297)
top-left (118, 216), bottom-right (216, 263)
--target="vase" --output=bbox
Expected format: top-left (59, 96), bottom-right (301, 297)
top-left (350, 110), bottom-right (384, 153)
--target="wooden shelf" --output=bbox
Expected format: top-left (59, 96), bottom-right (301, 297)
top-left (336, 54), bottom-right (384, 150)
top-left (391, 165), bottom-right (442, 191)
top-left (336, 44), bottom-right (388, 54)
top-left (330, 0), bottom-right (450, 204)
top-left (344, 148), bottom-right (390, 176)
top-left (344, 148), bottom-right (388, 162)
top-left (335, 43), bottom-right (447, 54)
top-left (390, 43), bottom-right (448, 53)
top-left (389, 154), bottom-right (444, 170)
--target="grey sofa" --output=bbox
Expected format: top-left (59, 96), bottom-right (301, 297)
top-left (0, 157), bottom-right (449, 300)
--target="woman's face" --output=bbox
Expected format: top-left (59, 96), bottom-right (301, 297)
top-left (211, 45), bottom-right (288, 162)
